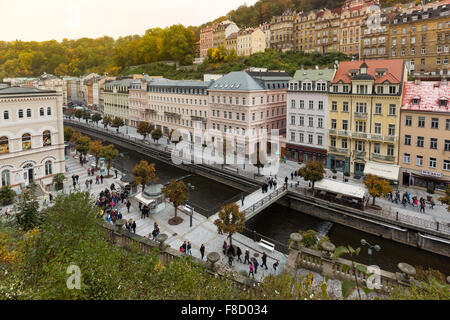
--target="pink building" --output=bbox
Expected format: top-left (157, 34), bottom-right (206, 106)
top-left (208, 69), bottom-right (292, 156)
top-left (200, 24), bottom-right (216, 58)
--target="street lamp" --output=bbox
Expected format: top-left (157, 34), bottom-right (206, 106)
top-left (360, 239), bottom-right (381, 266)
top-left (187, 183), bottom-right (195, 228)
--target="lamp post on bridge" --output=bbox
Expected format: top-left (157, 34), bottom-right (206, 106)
top-left (360, 239), bottom-right (381, 266)
top-left (187, 183), bottom-right (195, 228)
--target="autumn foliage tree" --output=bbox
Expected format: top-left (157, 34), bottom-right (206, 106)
top-left (364, 174), bottom-right (393, 206)
top-left (438, 187), bottom-right (450, 212)
top-left (214, 203), bottom-right (245, 248)
top-left (151, 128), bottom-right (163, 144)
top-left (75, 135), bottom-right (91, 161)
top-left (102, 115), bottom-right (112, 128)
top-left (298, 161), bottom-right (325, 191)
top-left (63, 126), bottom-right (74, 142)
top-left (162, 179), bottom-right (189, 225)
top-left (111, 117), bottom-right (125, 132)
top-left (137, 121), bottom-right (152, 140)
top-left (132, 160), bottom-right (159, 192)
top-left (89, 140), bottom-right (103, 170)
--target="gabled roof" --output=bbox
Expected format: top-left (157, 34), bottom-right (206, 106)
top-left (402, 81), bottom-right (449, 113)
top-left (209, 71), bottom-right (264, 91)
top-left (332, 59), bottom-right (404, 84)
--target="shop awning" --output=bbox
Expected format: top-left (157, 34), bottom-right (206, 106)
top-left (314, 179), bottom-right (367, 200)
top-left (134, 192), bottom-right (156, 206)
top-left (364, 161), bottom-right (400, 181)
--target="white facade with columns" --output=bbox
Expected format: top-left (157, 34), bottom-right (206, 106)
top-left (0, 87), bottom-right (65, 191)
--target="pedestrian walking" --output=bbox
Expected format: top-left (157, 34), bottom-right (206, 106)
top-left (248, 262), bottom-right (255, 278)
top-left (187, 241), bottom-right (192, 256)
top-left (89, 179), bottom-right (93, 188)
top-left (200, 244), bottom-right (205, 260)
top-left (228, 251), bottom-right (233, 266)
top-left (222, 241), bottom-right (228, 255)
top-left (182, 241), bottom-right (187, 254)
top-left (291, 172), bottom-right (294, 180)
top-left (430, 197), bottom-right (435, 209)
top-left (261, 252), bottom-right (268, 270)
top-left (284, 176), bottom-right (288, 185)
top-left (241, 195), bottom-right (245, 206)
top-left (138, 202), bottom-right (142, 212)
top-left (96, 175), bottom-right (99, 184)
top-left (236, 246), bottom-right (242, 263)
top-left (100, 175), bottom-right (104, 184)
top-left (126, 200), bottom-right (131, 213)
top-left (273, 260), bottom-right (279, 271)
top-left (49, 193), bottom-right (53, 202)
top-left (131, 220), bottom-right (136, 233)
top-left (244, 249), bottom-right (250, 264)
top-left (253, 258), bottom-right (259, 274)
top-left (152, 228), bottom-right (158, 241)
top-left (115, 169), bottom-right (118, 179)
top-left (273, 180), bottom-right (277, 189)
top-left (85, 179), bottom-right (89, 189)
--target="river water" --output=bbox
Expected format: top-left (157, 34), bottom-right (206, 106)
top-left (95, 138), bottom-right (450, 275)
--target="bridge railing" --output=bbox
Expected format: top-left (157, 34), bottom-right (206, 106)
top-left (244, 184), bottom-right (288, 216)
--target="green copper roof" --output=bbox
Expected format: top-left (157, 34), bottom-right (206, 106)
top-left (293, 69), bottom-right (335, 82)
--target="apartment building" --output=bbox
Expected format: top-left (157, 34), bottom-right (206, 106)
top-left (260, 23), bottom-right (271, 49)
top-left (225, 32), bottom-right (238, 54)
top-left (294, 10), bottom-right (317, 52)
top-left (237, 28), bottom-right (266, 57)
top-left (208, 69), bottom-right (292, 156)
top-left (361, 8), bottom-right (397, 59)
top-left (399, 80), bottom-right (449, 192)
top-left (0, 87), bottom-right (65, 191)
top-left (103, 78), bottom-right (134, 125)
top-left (37, 73), bottom-right (67, 106)
top-left (315, 8), bottom-right (342, 54)
top-left (270, 9), bottom-right (296, 51)
top-left (200, 24), bottom-right (217, 58)
top-left (213, 20), bottom-right (239, 49)
top-left (327, 59), bottom-right (407, 181)
top-left (389, 3), bottom-right (450, 77)
top-left (286, 68), bottom-right (336, 164)
top-left (63, 77), bottom-right (81, 104)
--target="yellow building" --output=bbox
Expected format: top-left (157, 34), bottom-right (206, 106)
top-left (315, 8), bottom-right (342, 54)
top-left (295, 10), bottom-right (316, 52)
top-left (213, 20), bottom-right (239, 49)
top-left (225, 32), bottom-right (238, 54)
top-left (327, 59), bottom-right (407, 182)
top-left (102, 78), bottom-right (134, 125)
top-left (237, 28), bottom-right (266, 57)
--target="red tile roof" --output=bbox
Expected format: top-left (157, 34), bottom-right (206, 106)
top-left (332, 59), bottom-right (405, 84)
top-left (402, 81), bottom-right (449, 113)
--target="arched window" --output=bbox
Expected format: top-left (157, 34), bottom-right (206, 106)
top-left (43, 130), bottom-right (51, 146)
top-left (0, 136), bottom-right (8, 154)
top-left (47, 107), bottom-right (52, 115)
top-left (1, 169), bottom-right (10, 187)
top-left (22, 133), bottom-right (31, 150)
top-left (40, 108), bottom-right (44, 116)
top-left (26, 108), bottom-right (31, 118)
top-left (45, 161), bottom-right (52, 176)
top-left (3, 110), bottom-right (9, 120)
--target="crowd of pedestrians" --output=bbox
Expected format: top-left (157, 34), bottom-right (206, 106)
top-left (387, 190), bottom-right (435, 214)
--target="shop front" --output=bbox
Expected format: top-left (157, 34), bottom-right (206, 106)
top-left (402, 169), bottom-right (449, 193)
top-left (327, 154), bottom-right (350, 173)
top-left (286, 144), bottom-right (327, 165)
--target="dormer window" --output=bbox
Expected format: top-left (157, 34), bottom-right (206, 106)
top-left (412, 98), bottom-right (420, 105)
top-left (439, 98), bottom-right (448, 107)
top-left (360, 62), bottom-right (368, 74)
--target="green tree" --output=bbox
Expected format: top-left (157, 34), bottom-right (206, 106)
top-left (137, 121), bottom-right (152, 140)
top-left (91, 113), bottom-right (102, 126)
top-left (151, 128), bottom-right (163, 144)
top-left (15, 190), bottom-right (41, 231)
top-left (214, 203), bottom-right (245, 247)
top-left (74, 109), bottom-right (83, 121)
top-left (99, 144), bottom-right (118, 176)
top-left (63, 126), bottom-right (74, 142)
top-left (364, 174), bottom-right (393, 206)
top-left (162, 179), bottom-right (188, 225)
top-left (82, 111), bottom-right (91, 123)
top-left (0, 186), bottom-right (16, 205)
top-left (132, 160), bottom-right (159, 192)
top-left (75, 135), bottom-right (91, 161)
top-left (298, 161), bottom-right (325, 191)
top-left (111, 117), bottom-right (125, 132)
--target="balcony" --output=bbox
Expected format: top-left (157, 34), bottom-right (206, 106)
top-left (353, 132), bottom-right (368, 139)
top-left (373, 154), bottom-right (396, 162)
top-left (354, 151), bottom-right (366, 159)
top-left (164, 111), bottom-right (181, 119)
top-left (191, 115), bottom-right (207, 123)
top-left (145, 108), bottom-right (157, 114)
top-left (328, 129), bottom-right (338, 135)
top-left (384, 135), bottom-right (397, 142)
top-left (329, 146), bottom-right (348, 154)
top-left (354, 112), bottom-right (368, 119)
top-left (371, 134), bottom-right (383, 141)
top-left (338, 130), bottom-right (351, 137)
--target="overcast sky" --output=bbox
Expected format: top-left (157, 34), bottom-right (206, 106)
top-left (0, 0), bottom-right (258, 42)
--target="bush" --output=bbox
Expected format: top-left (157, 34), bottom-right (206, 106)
top-left (332, 169), bottom-right (337, 174)
top-left (299, 229), bottom-right (318, 248)
top-left (414, 266), bottom-right (447, 284)
top-left (344, 172), bottom-right (350, 177)
top-left (0, 186), bottom-right (16, 206)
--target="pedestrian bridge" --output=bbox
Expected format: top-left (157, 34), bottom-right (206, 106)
top-left (237, 183), bottom-right (288, 220)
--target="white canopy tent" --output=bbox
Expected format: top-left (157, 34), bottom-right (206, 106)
top-left (134, 192), bottom-right (156, 207)
top-left (363, 161), bottom-right (400, 182)
top-left (314, 179), bottom-right (367, 201)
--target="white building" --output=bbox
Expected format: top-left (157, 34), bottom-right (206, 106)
top-left (286, 67), bottom-right (336, 164)
top-left (0, 87), bottom-right (65, 191)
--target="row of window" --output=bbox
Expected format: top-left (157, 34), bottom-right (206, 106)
top-left (1, 161), bottom-right (53, 187)
top-left (404, 116), bottom-right (450, 129)
top-left (289, 82), bottom-right (327, 91)
top-left (290, 131), bottom-right (324, 146)
top-left (330, 119), bottom-right (396, 135)
top-left (290, 99), bottom-right (325, 110)
top-left (404, 135), bottom-right (450, 150)
top-left (149, 95), bottom-right (208, 106)
top-left (330, 138), bottom-right (396, 156)
top-left (0, 131), bottom-right (52, 154)
top-left (330, 101), bottom-right (397, 114)
top-left (403, 154), bottom-right (450, 171)
top-left (212, 123), bottom-right (284, 135)
top-left (2, 107), bottom-right (52, 120)
top-left (290, 116), bottom-right (324, 128)
top-left (211, 94), bottom-right (285, 105)
top-left (150, 105), bottom-right (208, 118)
